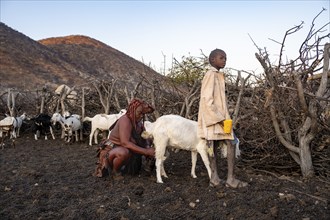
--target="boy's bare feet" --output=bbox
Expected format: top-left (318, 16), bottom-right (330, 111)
top-left (209, 176), bottom-right (225, 187)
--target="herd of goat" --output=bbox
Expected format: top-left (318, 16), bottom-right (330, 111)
top-left (0, 110), bottom-right (127, 146)
top-left (0, 110), bottom-right (240, 183)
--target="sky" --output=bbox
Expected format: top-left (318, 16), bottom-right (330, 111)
top-left (1, 0), bottom-right (329, 75)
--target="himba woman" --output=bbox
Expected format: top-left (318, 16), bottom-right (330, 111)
top-left (94, 98), bottom-right (155, 179)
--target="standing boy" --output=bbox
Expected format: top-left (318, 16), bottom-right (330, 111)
top-left (197, 49), bottom-right (248, 188)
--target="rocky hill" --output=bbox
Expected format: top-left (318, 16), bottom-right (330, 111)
top-left (0, 22), bottom-right (165, 91)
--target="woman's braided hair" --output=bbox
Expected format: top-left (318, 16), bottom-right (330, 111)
top-left (126, 98), bottom-right (154, 130)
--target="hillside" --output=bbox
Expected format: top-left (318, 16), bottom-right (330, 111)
top-left (0, 22), bottom-right (165, 91)
top-left (38, 35), bottom-right (164, 85)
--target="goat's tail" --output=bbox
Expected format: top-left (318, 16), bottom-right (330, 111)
top-left (83, 117), bottom-right (92, 122)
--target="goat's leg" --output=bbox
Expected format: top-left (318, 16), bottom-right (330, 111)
top-left (160, 150), bottom-right (169, 178)
top-left (94, 129), bottom-right (99, 144)
top-left (1, 137), bottom-right (6, 149)
top-left (156, 149), bottom-right (167, 183)
top-left (197, 147), bottom-right (212, 180)
top-left (11, 130), bottom-right (16, 139)
top-left (191, 151), bottom-right (198, 178)
top-left (235, 141), bottom-right (241, 158)
top-left (155, 158), bottom-right (164, 183)
top-left (89, 133), bottom-right (93, 146)
top-left (155, 142), bottom-right (168, 183)
top-left (66, 135), bottom-right (71, 143)
top-left (89, 127), bottom-right (95, 146)
top-left (61, 130), bottom-right (65, 139)
top-left (79, 129), bottom-right (83, 141)
top-left (1, 134), bottom-right (4, 149)
top-left (17, 127), bottom-right (20, 137)
top-left (75, 131), bottom-right (79, 142)
top-left (160, 159), bottom-right (168, 178)
top-left (50, 127), bottom-right (55, 139)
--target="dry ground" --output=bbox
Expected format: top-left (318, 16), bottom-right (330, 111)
top-left (0, 130), bottom-right (329, 220)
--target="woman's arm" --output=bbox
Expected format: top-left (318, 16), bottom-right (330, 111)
top-left (119, 117), bottom-right (154, 157)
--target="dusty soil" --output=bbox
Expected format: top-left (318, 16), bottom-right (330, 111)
top-left (0, 130), bottom-right (329, 220)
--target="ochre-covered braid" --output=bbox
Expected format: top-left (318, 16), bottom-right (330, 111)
top-left (126, 98), bottom-right (145, 130)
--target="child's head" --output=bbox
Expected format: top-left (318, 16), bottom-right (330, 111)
top-left (209, 49), bottom-right (227, 70)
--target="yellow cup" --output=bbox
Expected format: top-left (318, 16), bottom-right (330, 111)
top-left (223, 119), bottom-right (232, 134)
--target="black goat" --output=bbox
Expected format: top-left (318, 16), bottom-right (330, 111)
top-left (31, 113), bottom-right (55, 140)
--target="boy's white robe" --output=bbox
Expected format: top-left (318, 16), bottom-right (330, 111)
top-left (197, 66), bottom-right (234, 141)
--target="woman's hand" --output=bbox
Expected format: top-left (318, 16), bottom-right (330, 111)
top-left (145, 147), bottom-right (155, 157)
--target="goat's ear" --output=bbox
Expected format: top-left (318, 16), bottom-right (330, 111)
top-left (25, 113), bottom-right (31, 120)
top-left (141, 131), bottom-right (153, 140)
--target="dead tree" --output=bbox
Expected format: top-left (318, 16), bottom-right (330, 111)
top-left (93, 79), bottom-right (117, 114)
top-left (254, 9), bottom-right (329, 178)
top-left (124, 81), bottom-right (141, 103)
top-left (79, 87), bottom-right (86, 141)
top-left (6, 89), bottom-right (15, 116)
top-left (35, 86), bottom-right (52, 114)
top-left (179, 79), bottom-right (200, 119)
top-left (149, 80), bottom-right (161, 119)
top-left (231, 70), bottom-right (251, 128)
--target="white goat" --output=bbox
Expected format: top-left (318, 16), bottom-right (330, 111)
top-left (51, 112), bottom-right (82, 142)
top-left (0, 116), bottom-right (16, 148)
top-left (143, 115), bottom-right (212, 184)
top-left (13, 112), bottom-right (28, 137)
top-left (0, 116), bottom-right (16, 139)
top-left (83, 109), bottom-right (127, 146)
top-left (143, 115), bottom-right (241, 184)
